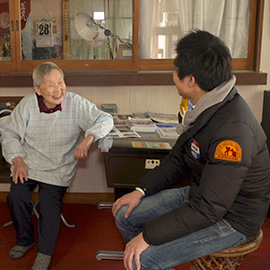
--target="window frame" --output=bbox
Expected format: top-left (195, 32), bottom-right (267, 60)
top-left (0, 0), bottom-right (266, 86)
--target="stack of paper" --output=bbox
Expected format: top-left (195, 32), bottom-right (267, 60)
top-left (107, 125), bottom-right (140, 138)
top-left (128, 117), bottom-right (157, 132)
top-left (157, 127), bottom-right (179, 140)
top-left (146, 112), bottom-right (179, 126)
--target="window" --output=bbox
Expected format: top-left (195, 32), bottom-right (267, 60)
top-left (140, 0), bottom-right (251, 59)
top-left (139, 0), bottom-right (261, 71)
top-left (0, 0), bottom-right (265, 86)
top-left (21, 0), bottom-right (133, 61)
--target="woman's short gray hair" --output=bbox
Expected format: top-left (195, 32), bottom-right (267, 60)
top-left (32, 62), bottom-right (64, 87)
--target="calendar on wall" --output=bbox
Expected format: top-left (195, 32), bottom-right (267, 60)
top-left (36, 20), bottom-right (53, 48)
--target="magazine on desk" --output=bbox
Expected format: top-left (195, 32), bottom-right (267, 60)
top-left (146, 112), bottom-right (179, 125)
top-left (112, 114), bottom-right (132, 123)
top-left (145, 112), bottom-right (180, 139)
top-left (106, 123), bottom-right (141, 138)
top-left (127, 117), bottom-right (157, 132)
top-left (105, 114), bottom-right (140, 138)
top-left (107, 112), bottom-right (179, 138)
top-left (157, 127), bottom-right (180, 140)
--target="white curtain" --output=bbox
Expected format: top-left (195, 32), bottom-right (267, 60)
top-left (115, 0), bottom-right (133, 42)
top-left (220, 0), bottom-right (251, 58)
top-left (70, 0), bottom-right (100, 59)
top-left (111, 0), bottom-right (133, 58)
top-left (139, 1), bottom-right (155, 58)
top-left (140, 0), bottom-right (251, 59)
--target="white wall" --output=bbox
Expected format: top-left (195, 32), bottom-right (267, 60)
top-left (1, 1), bottom-right (270, 193)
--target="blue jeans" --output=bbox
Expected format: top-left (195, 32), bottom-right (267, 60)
top-left (115, 187), bottom-right (250, 270)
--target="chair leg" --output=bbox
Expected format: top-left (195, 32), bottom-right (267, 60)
top-left (3, 200), bottom-right (40, 228)
top-left (3, 220), bottom-right (13, 228)
top-left (96, 202), bottom-right (124, 261)
top-left (33, 199), bottom-right (78, 228)
top-left (96, 250), bottom-right (124, 261)
top-left (97, 202), bottom-right (114, 209)
top-left (32, 200), bottom-right (40, 219)
top-left (34, 205), bottom-right (78, 228)
top-left (60, 213), bottom-right (78, 228)
top-left (3, 199), bottom-right (77, 228)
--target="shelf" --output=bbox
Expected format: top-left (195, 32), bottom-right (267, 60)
top-left (0, 72), bottom-right (267, 87)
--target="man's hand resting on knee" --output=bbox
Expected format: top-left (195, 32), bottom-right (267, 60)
top-left (124, 232), bottom-right (149, 270)
top-left (112, 190), bottom-right (144, 218)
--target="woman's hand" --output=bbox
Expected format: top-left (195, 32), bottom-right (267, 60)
top-left (12, 157), bottom-right (28, 184)
top-left (75, 134), bottom-right (95, 159)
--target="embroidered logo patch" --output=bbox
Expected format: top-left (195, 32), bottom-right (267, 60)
top-left (191, 138), bottom-right (200, 159)
top-left (214, 140), bottom-right (242, 162)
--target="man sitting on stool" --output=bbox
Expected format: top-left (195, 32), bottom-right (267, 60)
top-left (112, 30), bottom-right (270, 270)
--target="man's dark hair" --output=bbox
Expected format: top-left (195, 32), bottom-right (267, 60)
top-left (174, 30), bottom-right (233, 91)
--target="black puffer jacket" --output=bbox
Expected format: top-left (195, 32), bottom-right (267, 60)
top-left (139, 87), bottom-right (270, 245)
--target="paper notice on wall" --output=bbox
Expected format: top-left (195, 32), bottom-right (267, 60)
top-left (36, 20), bottom-right (53, 47)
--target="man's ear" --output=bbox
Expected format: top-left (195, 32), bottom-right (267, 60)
top-left (34, 85), bottom-right (41, 96)
top-left (188, 75), bottom-right (196, 87)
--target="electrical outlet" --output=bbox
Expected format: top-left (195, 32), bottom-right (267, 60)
top-left (145, 159), bottom-right (160, 169)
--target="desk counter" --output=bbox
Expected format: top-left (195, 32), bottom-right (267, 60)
top-left (99, 132), bottom-right (178, 199)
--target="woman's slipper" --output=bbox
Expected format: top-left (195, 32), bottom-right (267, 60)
top-left (9, 243), bottom-right (34, 259)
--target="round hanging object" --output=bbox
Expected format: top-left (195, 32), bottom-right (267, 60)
top-left (74, 12), bottom-right (99, 42)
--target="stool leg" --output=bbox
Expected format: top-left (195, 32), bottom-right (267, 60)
top-left (96, 203), bottom-right (124, 261)
top-left (60, 214), bottom-right (78, 228)
top-left (98, 202), bottom-right (114, 209)
top-left (3, 220), bottom-right (13, 228)
top-left (33, 198), bottom-right (77, 228)
top-left (3, 200), bottom-right (39, 228)
top-left (96, 250), bottom-right (124, 260)
top-left (32, 200), bottom-right (40, 218)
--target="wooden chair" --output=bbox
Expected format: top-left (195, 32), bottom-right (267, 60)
top-left (190, 229), bottom-right (263, 270)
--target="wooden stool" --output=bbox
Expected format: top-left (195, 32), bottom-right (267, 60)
top-left (190, 229), bottom-right (263, 270)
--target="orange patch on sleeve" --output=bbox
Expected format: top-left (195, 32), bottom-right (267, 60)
top-left (214, 140), bottom-right (242, 162)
